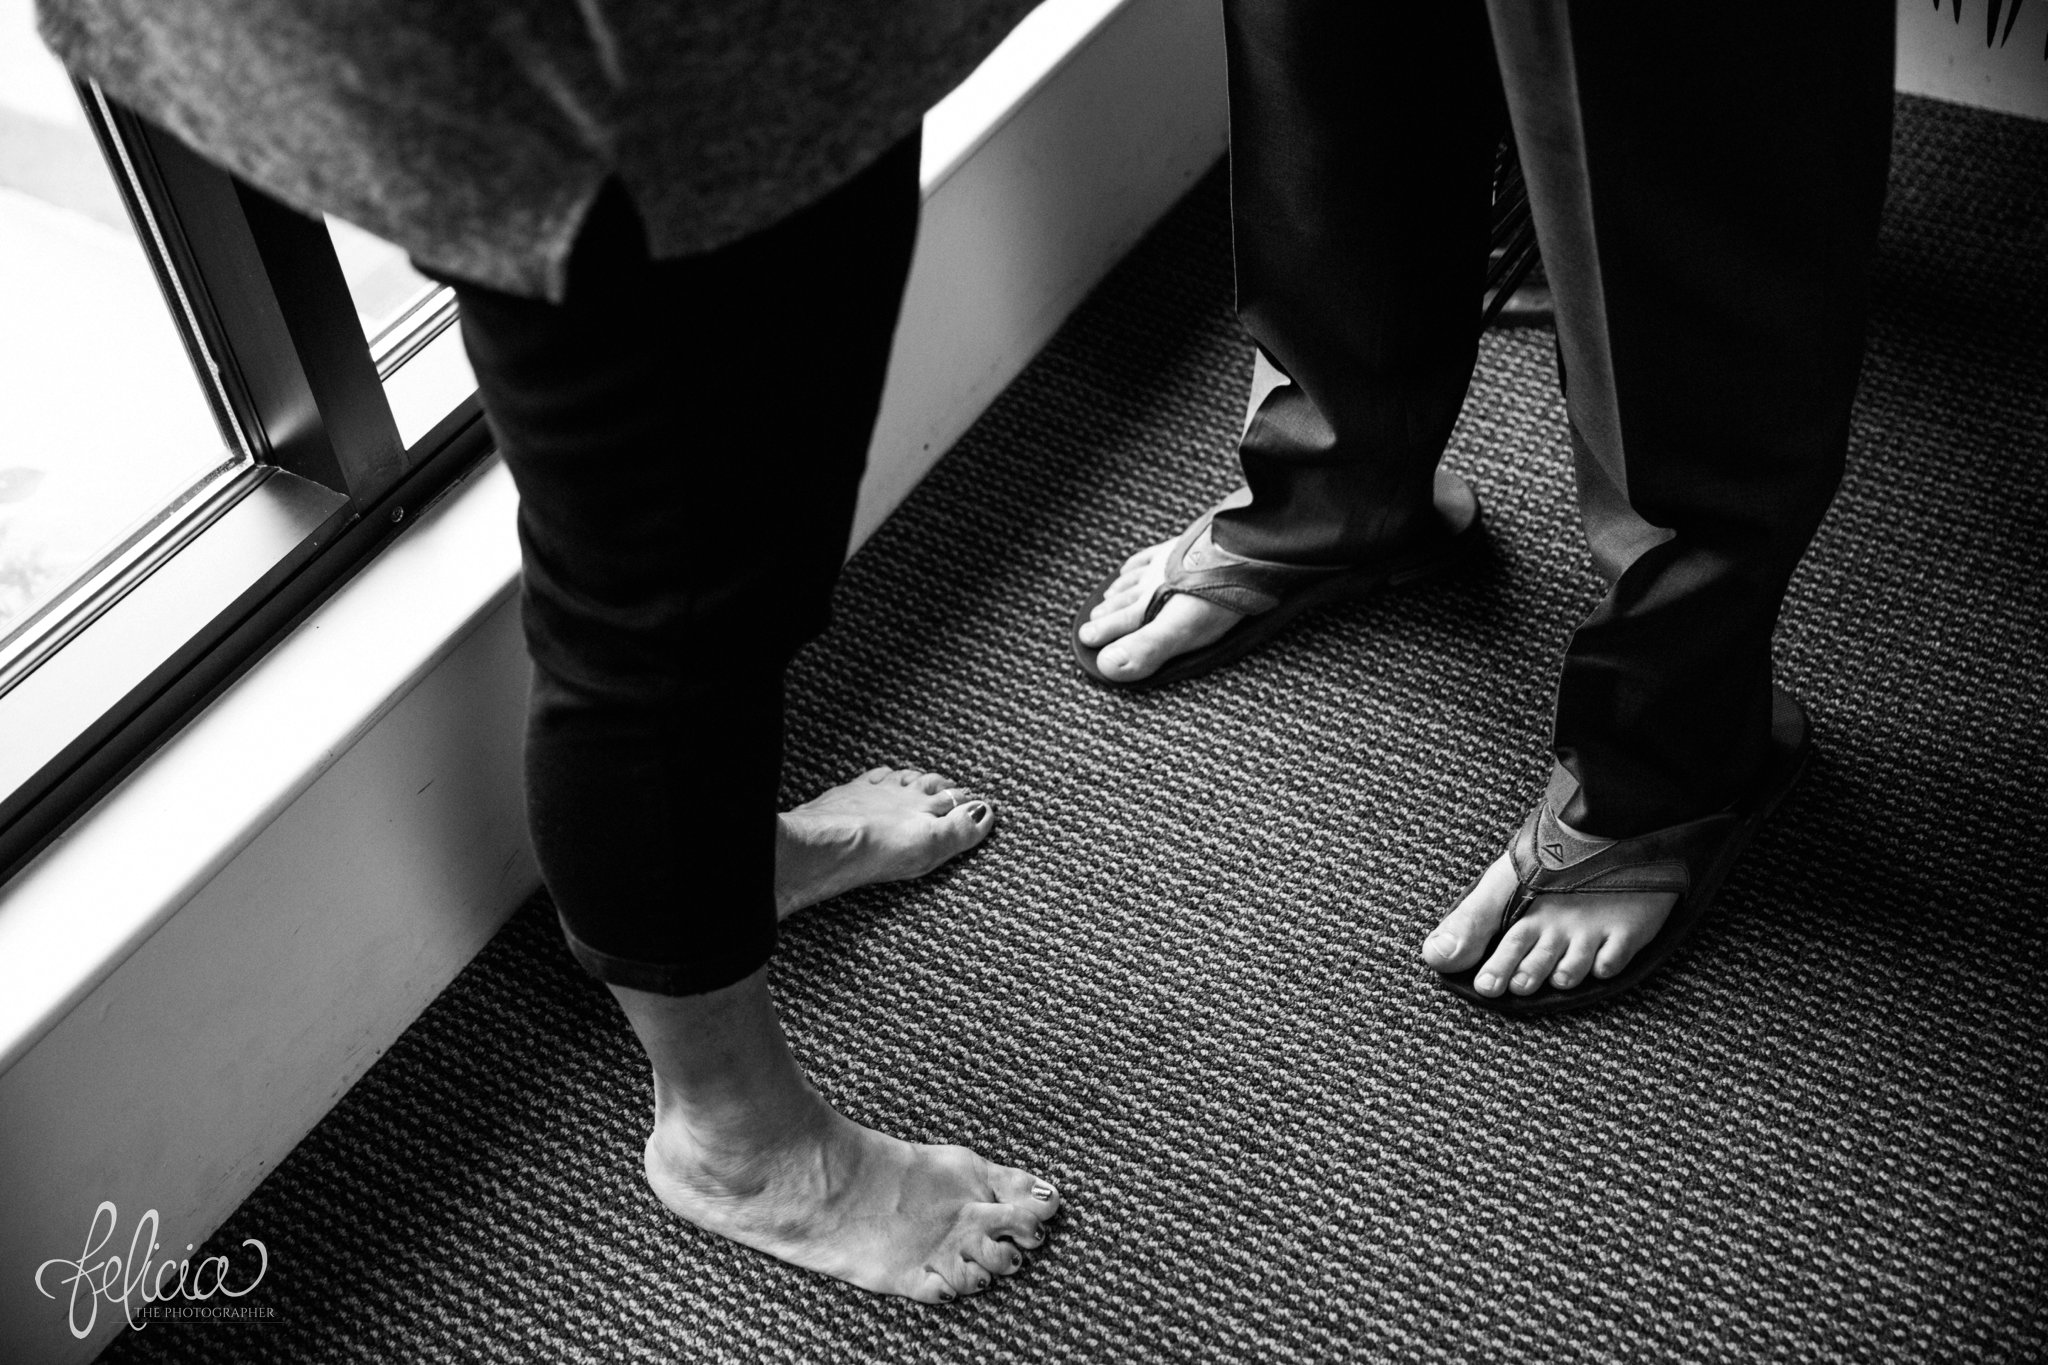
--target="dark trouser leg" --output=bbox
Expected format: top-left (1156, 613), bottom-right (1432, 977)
top-left (1485, 3), bottom-right (1895, 834)
top-left (444, 136), bottom-right (921, 994)
top-left (1214, 0), bottom-right (1506, 564)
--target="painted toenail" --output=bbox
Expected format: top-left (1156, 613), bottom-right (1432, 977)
top-left (1031, 1182), bottom-right (1054, 1201)
top-left (968, 803), bottom-right (990, 820)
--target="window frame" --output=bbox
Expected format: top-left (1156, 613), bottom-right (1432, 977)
top-left (0, 86), bottom-right (491, 882)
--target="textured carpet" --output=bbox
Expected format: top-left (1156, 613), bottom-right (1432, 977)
top-left (105, 95), bottom-right (2047, 1364)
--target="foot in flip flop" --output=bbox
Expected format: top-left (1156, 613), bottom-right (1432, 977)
top-left (1072, 471), bottom-right (1483, 689)
top-left (1077, 541), bottom-right (1247, 683)
top-left (1421, 839), bottom-right (1678, 997)
top-left (1421, 687), bottom-right (1813, 1013)
top-left (775, 767), bottom-right (995, 918)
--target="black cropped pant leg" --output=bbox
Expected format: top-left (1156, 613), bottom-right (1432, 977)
top-left (441, 136), bottom-right (921, 995)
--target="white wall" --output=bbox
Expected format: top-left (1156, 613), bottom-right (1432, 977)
top-left (1897, 0), bottom-right (2048, 120)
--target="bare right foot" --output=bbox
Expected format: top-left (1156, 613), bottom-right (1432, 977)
top-left (613, 975), bottom-right (1062, 1304)
top-left (1074, 534), bottom-right (1248, 683)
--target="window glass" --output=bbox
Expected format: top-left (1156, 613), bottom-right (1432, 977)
top-left (0, 0), bottom-right (241, 645)
top-left (326, 215), bottom-right (438, 348)
top-left (325, 216), bottom-right (475, 449)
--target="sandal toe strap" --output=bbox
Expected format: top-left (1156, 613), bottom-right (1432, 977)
top-left (1145, 499), bottom-right (1349, 622)
top-left (1501, 799), bottom-right (1723, 930)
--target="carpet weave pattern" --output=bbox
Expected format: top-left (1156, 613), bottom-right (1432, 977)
top-left (107, 95), bottom-right (2046, 1364)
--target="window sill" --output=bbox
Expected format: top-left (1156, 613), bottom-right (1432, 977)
top-left (0, 453), bottom-right (526, 1078)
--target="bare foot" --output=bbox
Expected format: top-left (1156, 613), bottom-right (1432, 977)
top-left (1074, 534), bottom-right (1246, 683)
top-left (646, 1098), bottom-right (1060, 1303)
top-left (616, 976), bottom-right (1062, 1303)
top-left (776, 768), bottom-right (995, 919)
top-left (1419, 847), bottom-right (1677, 997)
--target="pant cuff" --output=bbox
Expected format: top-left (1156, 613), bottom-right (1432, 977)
top-left (557, 910), bottom-right (775, 996)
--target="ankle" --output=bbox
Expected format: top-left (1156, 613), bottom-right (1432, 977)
top-left (652, 1056), bottom-right (822, 1139)
top-left (650, 1076), bottom-right (830, 1191)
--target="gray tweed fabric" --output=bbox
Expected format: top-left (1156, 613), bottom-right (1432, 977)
top-left (103, 95), bottom-right (2046, 1364)
top-left (39, 0), bottom-right (1036, 298)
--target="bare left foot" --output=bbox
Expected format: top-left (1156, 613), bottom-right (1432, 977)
top-left (1420, 846), bottom-right (1677, 997)
top-left (775, 768), bottom-right (995, 919)
top-left (616, 974), bottom-right (1060, 1304)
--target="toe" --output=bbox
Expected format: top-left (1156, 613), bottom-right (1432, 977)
top-left (939, 801), bottom-right (995, 849)
top-left (972, 1190), bottom-right (1048, 1239)
top-left (972, 1234), bottom-right (1027, 1278)
top-left (1421, 854), bottom-right (1517, 974)
top-left (1613, 892), bottom-right (1676, 955)
top-left (1118, 542), bottom-right (1167, 575)
top-left (1592, 892), bottom-right (1676, 978)
top-left (914, 1246), bottom-right (984, 1301)
top-left (1093, 594), bottom-right (1238, 679)
top-left (1009, 1215), bottom-right (1051, 1251)
top-left (989, 1165), bottom-right (1062, 1220)
top-left (1095, 617), bottom-right (1188, 680)
top-left (896, 769), bottom-right (922, 786)
top-left (960, 1202), bottom-right (1034, 1277)
top-left (1093, 636), bottom-right (1155, 680)
top-left (1509, 928), bottom-right (1567, 995)
top-left (1078, 596), bottom-right (1148, 648)
top-left (1103, 565), bottom-right (1145, 598)
top-left (941, 1253), bottom-right (994, 1297)
top-left (1474, 919), bottom-right (1540, 998)
top-left (916, 772), bottom-right (949, 796)
top-left (1592, 933), bottom-right (1635, 979)
top-left (923, 785), bottom-right (971, 814)
top-left (1089, 583), bottom-right (1146, 621)
top-left (862, 766), bottom-right (892, 784)
top-left (1550, 934), bottom-right (1600, 991)
top-left (913, 1270), bottom-right (957, 1304)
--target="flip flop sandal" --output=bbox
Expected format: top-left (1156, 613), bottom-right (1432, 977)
top-left (1441, 685), bottom-right (1813, 1014)
top-left (1072, 468), bottom-right (1484, 689)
